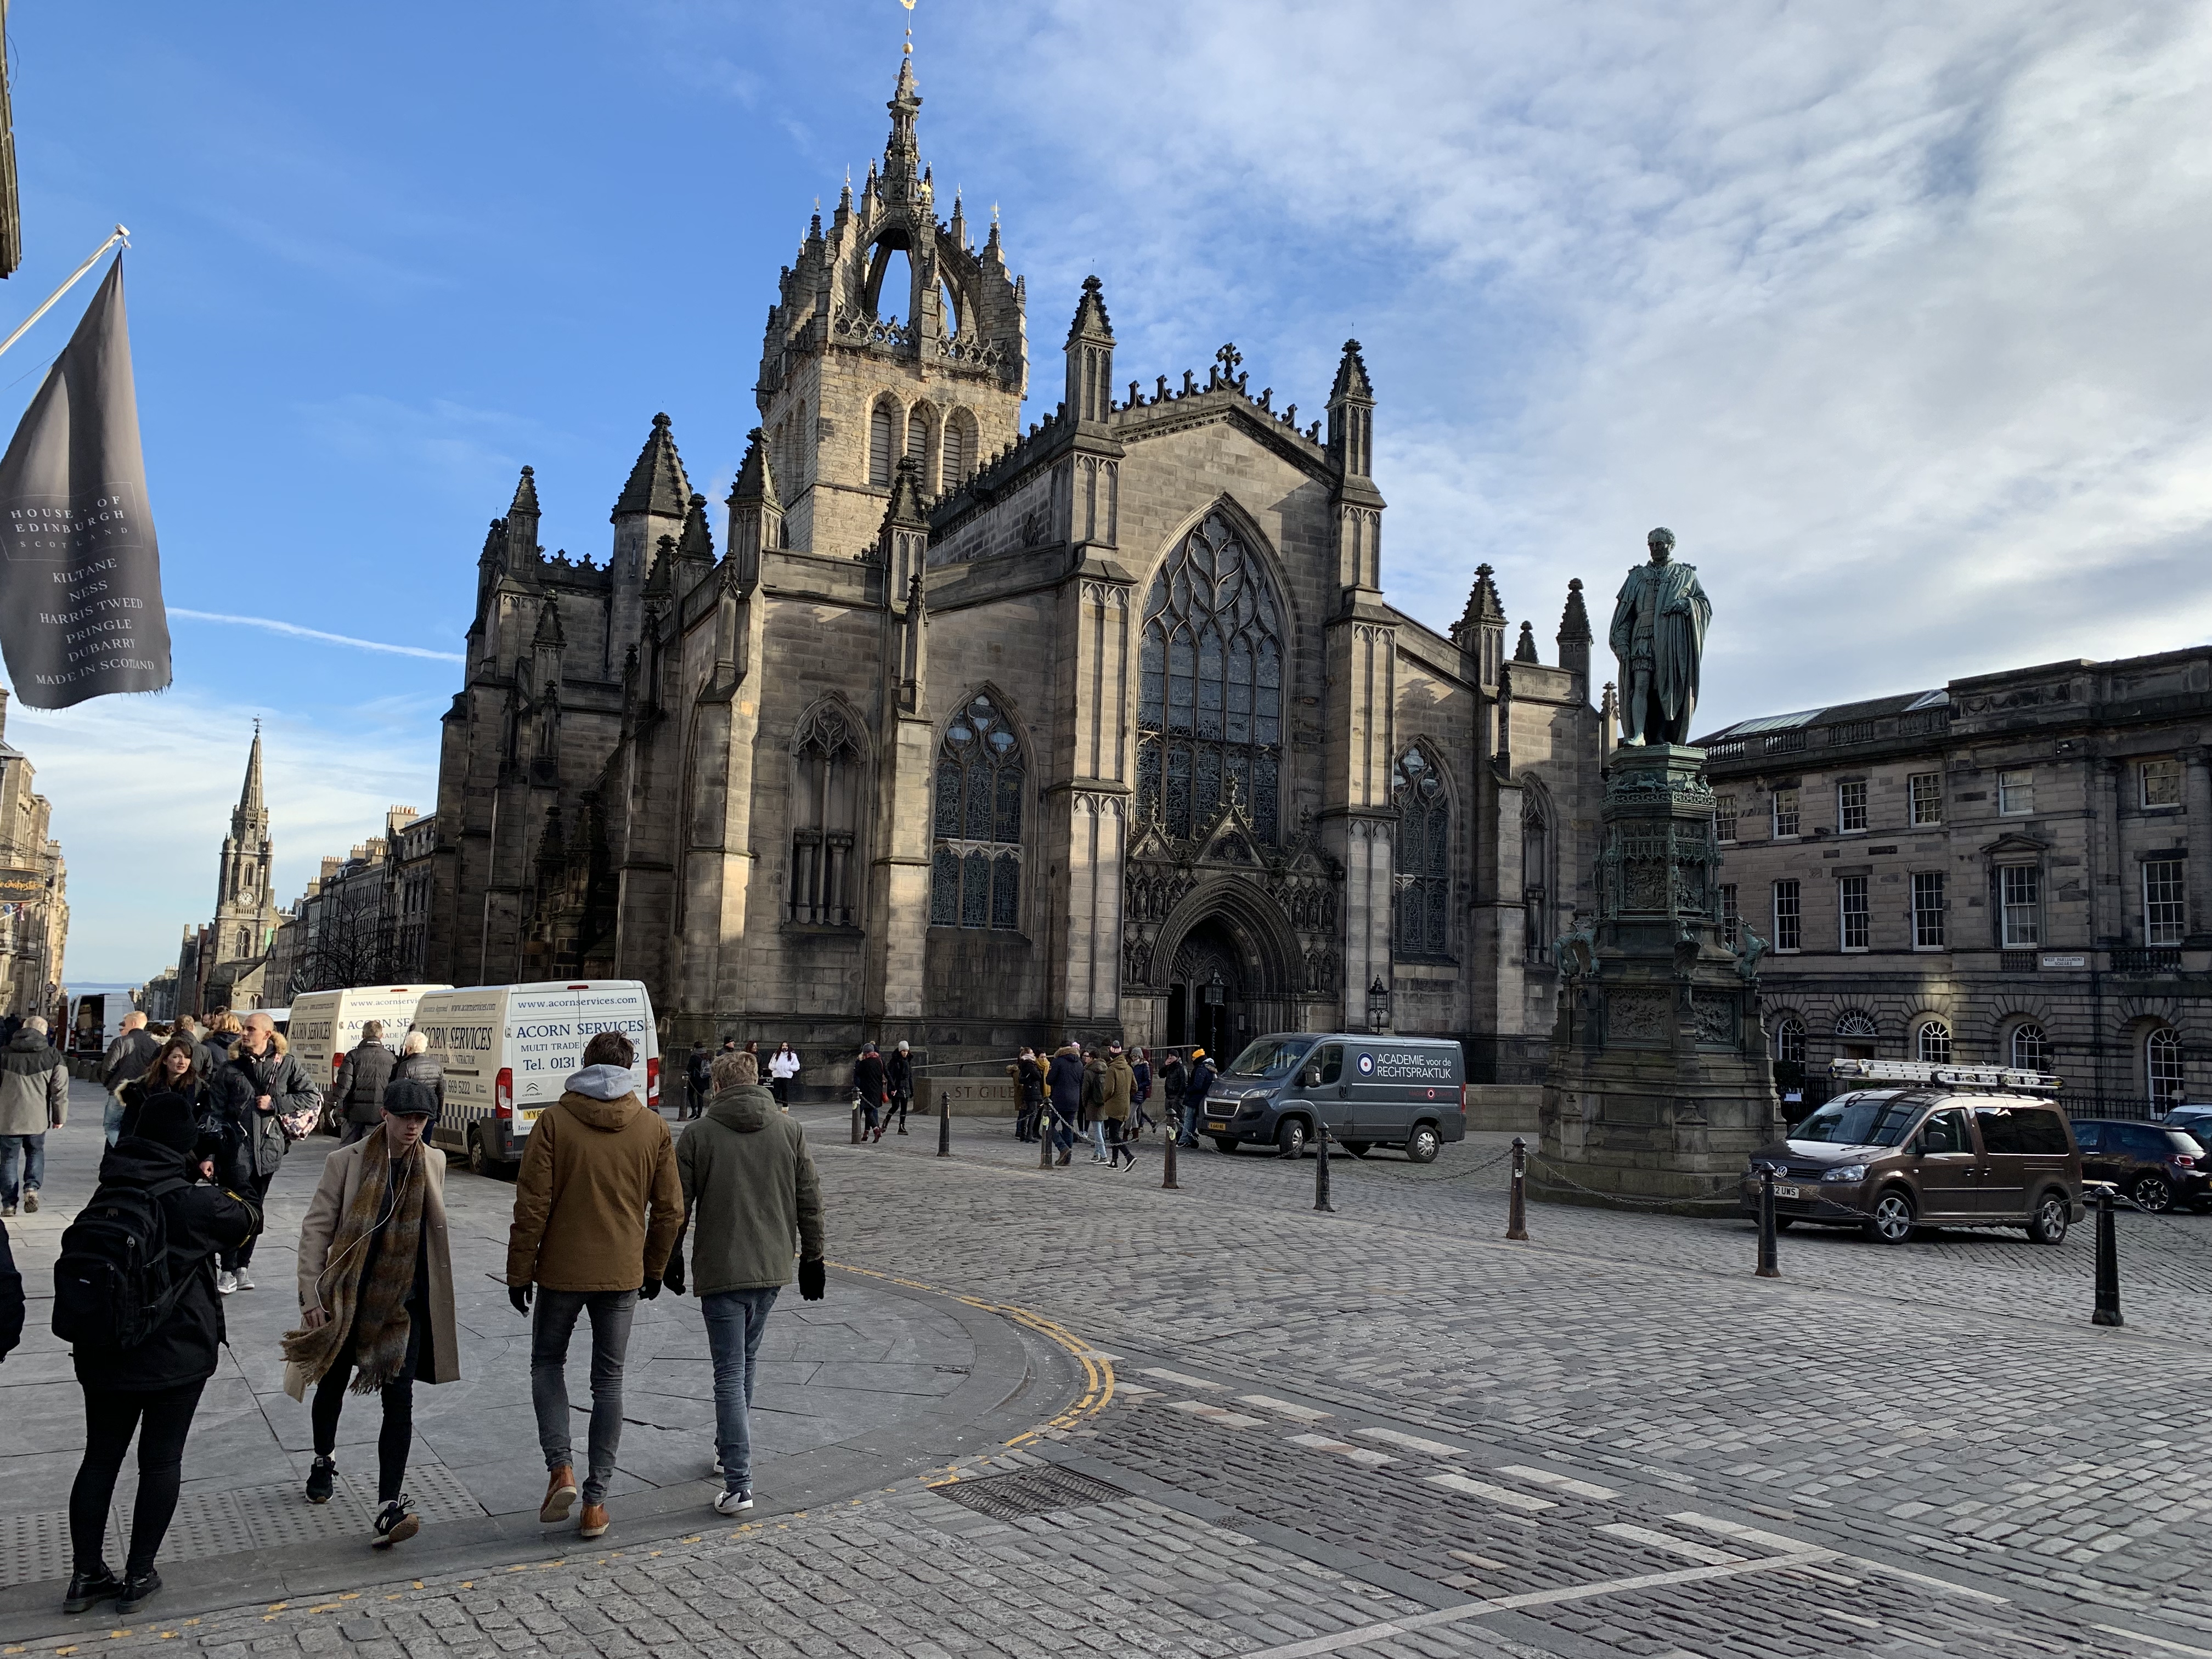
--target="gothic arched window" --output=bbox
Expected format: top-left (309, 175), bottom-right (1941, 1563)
top-left (929, 692), bottom-right (1024, 930)
top-left (943, 408), bottom-right (977, 489)
top-left (790, 704), bottom-right (864, 926)
top-left (1393, 747), bottom-right (1451, 959)
top-left (868, 395), bottom-right (899, 490)
top-left (1137, 512), bottom-right (1283, 842)
top-left (907, 399), bottom-right (938, 490)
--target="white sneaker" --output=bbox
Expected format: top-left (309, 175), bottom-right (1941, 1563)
top-left (216, 1269), bottom-right (238, 1295)
top-left (714, 1489), bottom-right (754, 1516)
top-left (233, 1267), bottom-right (255, 1291)
top-left (710, 1455), bottom-right (723, 1477)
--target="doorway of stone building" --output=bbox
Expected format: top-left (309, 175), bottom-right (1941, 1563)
top-left (1171, 919), bottom-right (1246, 1062)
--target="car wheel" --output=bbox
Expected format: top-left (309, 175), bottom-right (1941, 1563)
top-left (1277, 1119), bottom-right (1309, 1159)
top-left (1340, 1141), bottom-right (1371, 1158)
top-left (1863, 1188), bottom-right (1916, 1245)
top-left (2025, 1189), bottom-right (2069, 1245)
top-left (2131, 1173), bottom-right (2174, 1214)
top-left (467, 1130), bottom-right (492, 1178)
top-left (1406, 1124), bottom-right (1441, 1164)
top-left (1212, 1137), bottom-right (1239, 1156)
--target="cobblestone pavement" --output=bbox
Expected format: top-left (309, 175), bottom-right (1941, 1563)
top-left (4, 1104), bottom-right (2208, 1657)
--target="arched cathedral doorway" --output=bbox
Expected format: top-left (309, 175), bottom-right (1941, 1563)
top-left (1166, 916), bottom-right (1248, 1058)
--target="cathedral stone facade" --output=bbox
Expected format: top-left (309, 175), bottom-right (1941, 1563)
top-left (422, 58), bottom-right (1607, 1081)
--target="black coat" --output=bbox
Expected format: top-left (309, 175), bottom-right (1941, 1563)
top-left (1186, 1059), bottom-right (1217, 1105)
top-left (393, 1050), bottom-right (445, 1111)
top-left (1046, 1051), bottom-right (1086, 1113)
top-left (211, 1046), bottom-right (319, 1178)
top-left (1160, 1058), bottom-right (1187, 1107)
top-left (886, 1051), bottom-right (912, 1094)
top-left (120, 1078), bottom-right (250, 1191)
top-left (332, 1040), bottom-right (398, 1126)
top-left (69, 1139), bottom-right (257, 1391)
top-left (101, 1029), bottom-right (160, 1091)
top-left (0, 1218), bottom-right (22, 1363)
top-left (853, 1053), bottom-right (887, 1103)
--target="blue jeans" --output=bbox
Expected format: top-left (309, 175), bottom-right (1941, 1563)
top-left (531, 1289), bottom-right (638, 1505)
top-left (0, 1132), bottom-right (44, 1201)
top-left (701, 1287), bottom-right (779, 1493)
top-left (104, 1094), bottom-right (127, 1146)
top-left (1179, 1099), bottom-right (1202, 1146)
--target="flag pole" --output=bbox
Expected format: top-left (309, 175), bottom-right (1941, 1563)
top-left (0, 223), bottom-right (131, 362)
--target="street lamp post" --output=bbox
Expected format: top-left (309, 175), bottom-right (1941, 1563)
top-left (1365, 977), bottom-right (1391, 1032)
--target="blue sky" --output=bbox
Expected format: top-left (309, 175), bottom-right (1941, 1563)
top-left (5, 1), bottom-right (2209, 983)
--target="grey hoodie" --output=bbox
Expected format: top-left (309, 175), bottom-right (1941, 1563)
top-left (675, 1083), bottom-right (823, 1294)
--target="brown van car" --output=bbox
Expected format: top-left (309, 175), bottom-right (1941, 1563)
top-left (1742, 1090), bottom-right (2081, 1245)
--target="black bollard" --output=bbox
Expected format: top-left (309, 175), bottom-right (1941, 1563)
top-left (1163, 1126), bottom-right (1180, 1190)
top-left (1755, 1164), bottom-right (1780, 1279)
top-left (1040, 1108), bottom-right (1056, 1170)
top-left (937, 1090), bottom-right (951, 1158)
top-left (2093, 1186), bottom-right (2123, 1327)
top-left (850, 1097), bottom-right (863, 1146)
top-left (1506, 1136), bottom-right (1528, 1242)
top-left (1314, 1121), bottom-right (1334, 1214)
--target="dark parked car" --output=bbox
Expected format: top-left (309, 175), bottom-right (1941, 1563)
top-left (2072, 1120), bottom-right (2211, 1214)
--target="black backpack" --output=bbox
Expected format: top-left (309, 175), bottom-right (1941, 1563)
top-left (52, 1176), bottom-right (193, 1349)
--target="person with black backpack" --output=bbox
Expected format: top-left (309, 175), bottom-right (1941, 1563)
top-left (54, 1091), bottom-right (258, 1618)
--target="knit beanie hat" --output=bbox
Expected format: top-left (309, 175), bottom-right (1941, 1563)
top-left (133, 1091), bottom-right (198, 1153)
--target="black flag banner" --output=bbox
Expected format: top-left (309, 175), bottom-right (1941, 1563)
top-left (0, 256), bottom-right (170, 708)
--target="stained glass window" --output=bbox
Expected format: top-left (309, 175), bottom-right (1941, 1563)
top-left (1136, 513), bottom-right (1283, 842)
top-left (929, 692), bottom-right (1024, 929)
top-left (1395, 747), bottom-right (1452, 958)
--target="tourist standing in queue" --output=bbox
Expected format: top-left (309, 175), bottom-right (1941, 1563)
top-left (684, 1040), bottom-right (712, 1121)
top-left (285, 1079), bottom-right (458, 1548)
top-left (331, 1021), bottom-right (398, 1147)
top-left (1181, 1048), bottom-right (1216, 1148)
top-left (506, 1031), bottom-right (683, 1541)
top-left (767, 1042), bottom-right (800, 1109)
top-left (58, 1092), bottom-right (258, 1617)
top-left (1130, 1047), bottom-right (1154, 1137)
top-left (1102, 1042), bottom-right (1137, 1171)
top-left (884, 1040), bottom-right (914, 1136)
top-left (100, 1013), bottom-right (159, 1146)
top-left (1009, 1048), bottom-right (1045, 1142)
top-left (208, 1013), bottom-right (319, 1294)
top-left (1080, 1048), bottom-right (1109, 1162)
top-left (0, 1014), bottom-right (66, 1216)
top-left (1045, 1041), bottom-right (1085, 1167)
top-left (853, 1042), bottom-right (888, 1139)
top-left (668, 1048), bottom-right (825, 1515)
top-left (1159, 1051), bottom-right (1188, 1147)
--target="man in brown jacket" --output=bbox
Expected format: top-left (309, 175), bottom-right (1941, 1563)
top-left (505, 1032), bottom-right (683, 1540)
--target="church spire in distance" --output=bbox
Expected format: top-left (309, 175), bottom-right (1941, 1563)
top-left (239, 719), bottom-right (266, 824)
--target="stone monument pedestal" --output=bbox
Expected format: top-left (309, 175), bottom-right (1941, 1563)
top-left (1535, 743), bottom-right (1781, 1214)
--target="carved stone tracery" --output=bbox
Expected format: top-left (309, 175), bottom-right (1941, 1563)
top-left (1121, 791), bottom-right (1340, 994)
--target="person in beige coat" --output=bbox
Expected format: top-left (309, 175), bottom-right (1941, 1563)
top-left (282, 1080), bottom-right (458, 1548)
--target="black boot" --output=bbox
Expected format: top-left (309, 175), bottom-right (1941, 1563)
top-left (116, 1568), bottom-right (162, 1615)
top-left (63, 1565), bottom-right (123, 1614)
top-left (306, 1453), bottom-right (336, 1504)
top-left (372, 1497), bottom-right (420, 1548)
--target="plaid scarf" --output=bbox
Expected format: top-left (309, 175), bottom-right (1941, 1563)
top-left (283, 1136), bottom-right (427, 1392)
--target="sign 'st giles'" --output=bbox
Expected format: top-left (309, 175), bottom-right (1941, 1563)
top-left (0, 256), bottom-right (171, 708)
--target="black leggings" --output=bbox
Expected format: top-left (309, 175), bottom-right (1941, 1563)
top-left (311, 1311), bottom-right (424, 1504)
top-left (227, 1169), bottom-right (276, 1269)
top-left (71, 1381), bottom-right (205, 1577)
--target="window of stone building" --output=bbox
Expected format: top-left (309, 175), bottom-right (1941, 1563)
top-left (1773, 879), bottom-right (1801, 952)
top-left (1714, 793), bottom-right (1737, 843)
top-left (1773, 1016), bottom-right (1806, 1066)
top-left (1999, 864), bottom-right (2039, 947)
top-left (1719, 882), bottom-right (1740, 947)
top-left (2008, 1022), bottom-right (2050, 1071)
top-left (1835, 1010), bottom-right (1879, 1060)
top-left (942, 408), bottom-right (979, 490)
top-left (1394, 746), bottom-right (1453, 959)
top-left (2148, 1026), bottom-right (2185, 1110)
top-left (906, 400), bottom-right (938, 488)
top-left (1997, 769), bottom-right (2034, 816)
top-left (1909, 772), bottom-right (1943, 826)
top-left (1911, 871), bottom-right (1947, 949)
top-left (929, 693), bottom-right (1024, 931)
top-left (1839, 874), bottom-right (1870, 950)
top-left (2142, 757), bottom-right (2183, 809)
top-left (2144, 859), bottom-right (2187, 946)
top-left (1838, 780), bottom-right (1867, 834)
top-left (1772, 788), bottom-right (1800, 839)
top-left (1916, 1019), bottom-right (1953, 1064)
top-left (1515, 789), bottom-right (1545, 967)
top-left (868, 394), bottom-right (899, 489)
top-left (1137, 511), bottom-right (1284, 843)
top-left (789, 705), bottom-right (864, 927)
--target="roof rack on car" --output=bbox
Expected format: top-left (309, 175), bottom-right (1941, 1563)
top-left (1827, 1058), bottom-right (2062, 1093)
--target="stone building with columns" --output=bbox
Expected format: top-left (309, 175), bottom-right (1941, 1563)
top-left (421, 56), bottom-right (1609, 1083)
top-left (1697, 645), bottom-right (2212, 1115)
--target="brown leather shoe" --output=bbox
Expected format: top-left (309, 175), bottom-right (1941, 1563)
top-left (578, 1502), bottom-right (610, 1539)
top-left (539, 1465), bottom-right (578, 1524)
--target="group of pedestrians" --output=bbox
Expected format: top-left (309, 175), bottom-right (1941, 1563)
top-left (849, 1039), bottom-right (915, 1138)
top-left (1005, 1041), bottom-right (1218, 1160)
top-left (681, 1038), bottom-right (805, 1118)
top-left (9, 1012), bottom-right (829, 1620)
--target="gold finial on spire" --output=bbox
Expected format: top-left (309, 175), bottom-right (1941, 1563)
top-left (902, 0), bottom-right (915, 52)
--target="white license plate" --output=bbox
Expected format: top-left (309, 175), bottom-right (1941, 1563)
top-left (1774, 1184), bottom-right (1802, 1200)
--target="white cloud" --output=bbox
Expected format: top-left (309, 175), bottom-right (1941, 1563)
top-left (3, 685), bottom-right (439, 984)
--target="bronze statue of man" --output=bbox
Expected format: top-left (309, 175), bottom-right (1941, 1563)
top-left (1608, 527), bottom-right (1711, 746)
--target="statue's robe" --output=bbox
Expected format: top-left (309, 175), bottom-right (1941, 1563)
top-left (1608, 561), bottom-right (1712, 741)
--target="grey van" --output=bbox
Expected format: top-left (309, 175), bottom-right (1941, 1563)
top-left (1742, 1088), bottom-right (2081, 1245)
top-left (1201, 1033), bottom-right (1466, 1162)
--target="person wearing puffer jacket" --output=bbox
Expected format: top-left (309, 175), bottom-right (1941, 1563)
top-left (505, 1031), bottom-right (684, 1542)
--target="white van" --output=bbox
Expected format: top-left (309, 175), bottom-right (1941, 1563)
top-left (410, 980), bottom-right (660, 1175)
top-left (285, 984), bottom-right (451, 1126)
